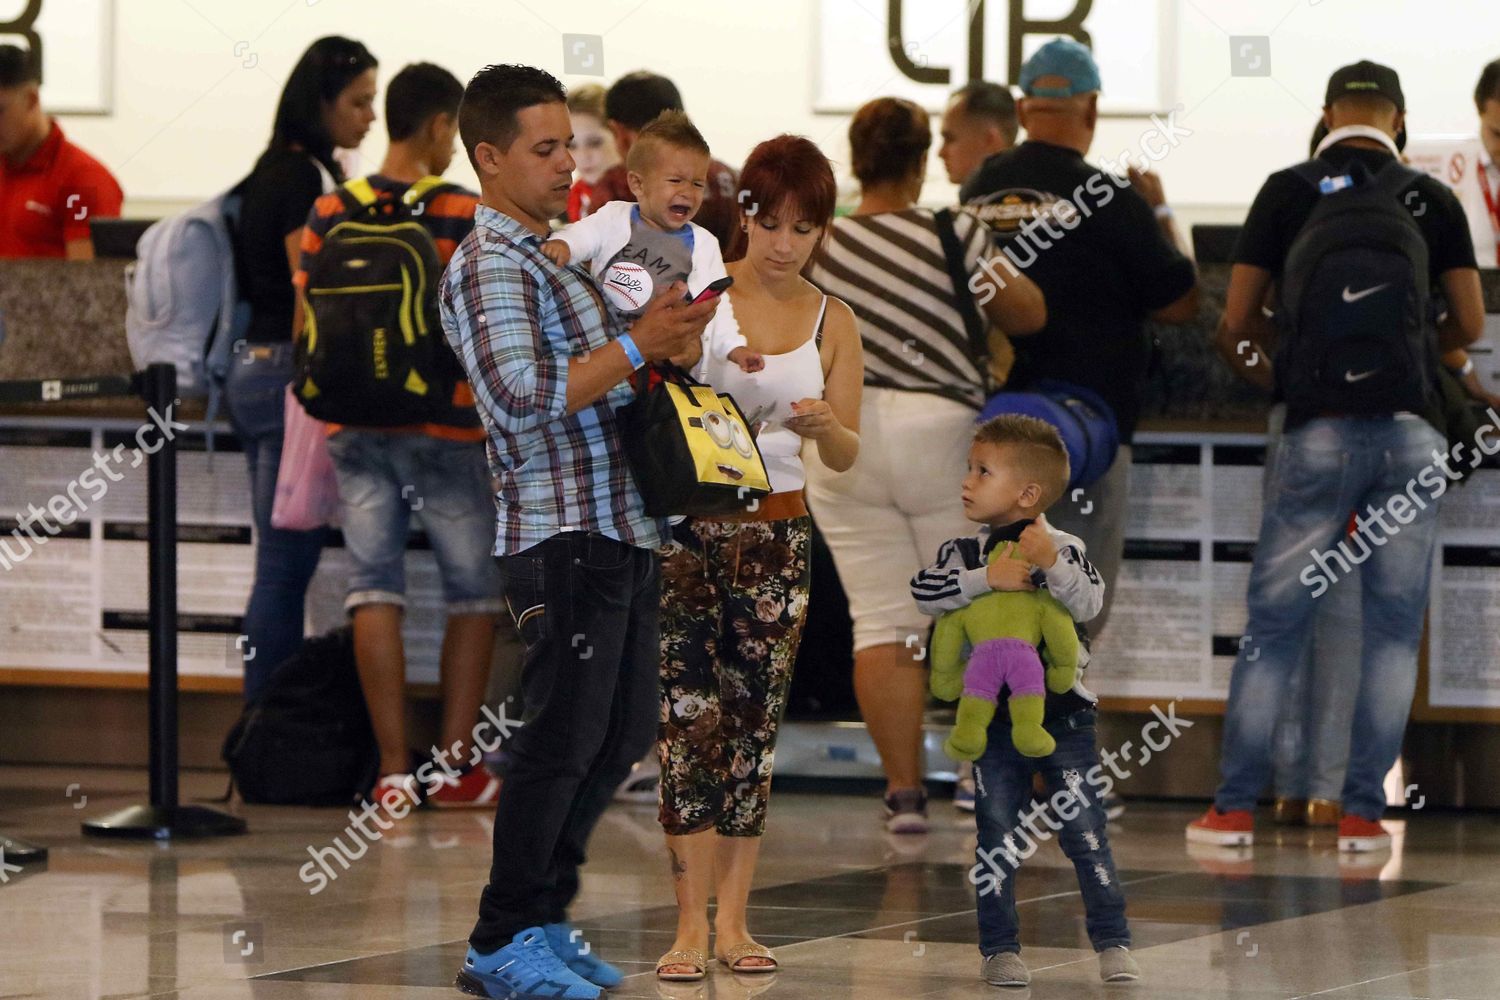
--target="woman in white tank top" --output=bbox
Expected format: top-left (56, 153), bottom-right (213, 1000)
top-left (653, 136), bottom-right (862, 982)
top-left (704, 296), bottom-right (831, 493)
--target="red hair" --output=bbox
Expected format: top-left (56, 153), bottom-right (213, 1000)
top-left (727, 134), bottom-right (837, 261)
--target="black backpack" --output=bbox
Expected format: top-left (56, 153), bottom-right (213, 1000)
top-left (1275, 158), bottom-right (1435, 417)
top-left (221, 626), bottom-right (378, 806)
top-left (294, 176), bottom-right (462, 427)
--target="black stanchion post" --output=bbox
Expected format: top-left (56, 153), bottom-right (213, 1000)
top-left (148, 359), bottom-right (178, 815)
top-left (83, 363), bottom-right (247, 839)
top-left (0, 833), bottom-right (46, 864)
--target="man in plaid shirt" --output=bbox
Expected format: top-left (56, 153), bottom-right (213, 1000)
top-left (441, 64), bottom-right (716, 1000)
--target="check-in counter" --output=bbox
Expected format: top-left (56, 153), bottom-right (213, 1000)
top-left (3, 258), bottom-right (1499, 807)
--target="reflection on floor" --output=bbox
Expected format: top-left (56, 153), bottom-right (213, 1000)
top-left (2, 765), bottom-right (1499, 999)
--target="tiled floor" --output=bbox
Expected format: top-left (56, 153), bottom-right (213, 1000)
top-left (2, 765), bottom-right (1499, 999)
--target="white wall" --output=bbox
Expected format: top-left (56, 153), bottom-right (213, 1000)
top-left (44, 0), bottom-right (1500, 223)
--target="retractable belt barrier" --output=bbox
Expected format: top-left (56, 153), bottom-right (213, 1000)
top-left (0, 364), bottom-right (246, 839)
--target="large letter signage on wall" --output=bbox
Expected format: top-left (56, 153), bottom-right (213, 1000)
top-left (816, 0), bottom-right (1175, 116)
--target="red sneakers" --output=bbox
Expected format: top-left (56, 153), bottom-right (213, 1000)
top-left (429, 766), bottom-right (502, 809)
top-left (1186, 806), bottom-right (1254, 847)
top-left (369, 772), bottom-right (422, 814)
top-left (1337, 814), bottom-right (1390, 853)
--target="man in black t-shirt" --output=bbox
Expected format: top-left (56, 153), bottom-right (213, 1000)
top-left (1189, 61), bottom-right (1484, 854)
top-left (961, 39), bottom-right (1199, 641)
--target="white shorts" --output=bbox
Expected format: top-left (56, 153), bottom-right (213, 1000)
top-left (805, 385), bottom-right (976, 653)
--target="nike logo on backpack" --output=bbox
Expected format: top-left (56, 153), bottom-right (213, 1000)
top-left (1342, 283), bottom-right (1389, 303)
top-left (1344, 369), bottom-right (1379, 383)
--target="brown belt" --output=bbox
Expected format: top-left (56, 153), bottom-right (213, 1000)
top-left (713, 490), bottom-right (808, 523)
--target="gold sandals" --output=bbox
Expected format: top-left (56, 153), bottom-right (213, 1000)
top-left (716, 941), bottom-right (779, 973)
top-left (656, 947), bottom-right (708, 982)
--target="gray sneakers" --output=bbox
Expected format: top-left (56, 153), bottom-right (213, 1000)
top-left (982, 951), bottom-right (1030, 987)
top-left (983, 946), bottom-right (1140, 986)
top-left (1099, 946), bottom-right (1140, 982)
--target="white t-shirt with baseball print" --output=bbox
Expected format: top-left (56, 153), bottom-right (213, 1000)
top-left (553, 200), bottom-right (746, 362)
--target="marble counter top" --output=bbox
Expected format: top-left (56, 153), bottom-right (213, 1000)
top-left (3, 258), bottom-right (1495, 427)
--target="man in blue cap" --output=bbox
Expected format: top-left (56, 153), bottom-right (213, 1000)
top-left (961, 38), bottom-right (1198, 647)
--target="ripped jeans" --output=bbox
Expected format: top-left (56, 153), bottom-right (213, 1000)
top-left (972, 707), bottom-right (1130, 955)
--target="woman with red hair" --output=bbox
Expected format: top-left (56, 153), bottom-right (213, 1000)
top-left (653, 134), bottom-right (862, 982)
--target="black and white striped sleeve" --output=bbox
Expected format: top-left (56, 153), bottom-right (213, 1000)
top-left (911, 536), bottom-right (990, 616)
top-left (1040, 529), bottom-right (1105, 623)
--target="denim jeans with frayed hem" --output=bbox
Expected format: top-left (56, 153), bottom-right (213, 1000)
top-left (325, 429), bottom-right (503, 615)
top-left (973, 708), bottom-right (1129, 956)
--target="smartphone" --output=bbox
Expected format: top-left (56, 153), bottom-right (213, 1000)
top-left (684, 276), bottom-right (733, 304)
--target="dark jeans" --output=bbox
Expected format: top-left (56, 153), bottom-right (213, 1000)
top-left (469, 531), bottom-right (661, 952)
top-left (224, 343), bottom-right (326, 699)
top-left (973, 707), bottom-right (1130, 956)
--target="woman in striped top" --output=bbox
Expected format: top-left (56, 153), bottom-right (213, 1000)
top-left (805, 96), bottom-right (1047, 834)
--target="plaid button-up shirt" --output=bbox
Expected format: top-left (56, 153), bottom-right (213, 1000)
top-left (440, 205), bottom-right (664, 555)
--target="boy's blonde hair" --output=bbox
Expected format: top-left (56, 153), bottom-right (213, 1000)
top-left (566, 82), bottom-right (607, 120)
top-left (625, 109), bottom-right (711, 174)
top-left (973, 415), bottom-right (1071, 511)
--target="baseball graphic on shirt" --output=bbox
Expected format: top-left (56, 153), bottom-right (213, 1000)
top-left (602, 261), bottom-right (654, 313)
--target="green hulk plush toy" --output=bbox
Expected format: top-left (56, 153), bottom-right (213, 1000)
top-left (930, 539), bottom-right (1080, 760)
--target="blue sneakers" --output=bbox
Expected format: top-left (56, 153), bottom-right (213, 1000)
top-left (544, 922), bottom-right (623, 989)
top-left (456, 927), bottom-right (602, 999)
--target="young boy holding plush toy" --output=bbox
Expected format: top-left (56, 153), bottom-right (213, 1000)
top-left (909, 414), bottom-right (1139, 988)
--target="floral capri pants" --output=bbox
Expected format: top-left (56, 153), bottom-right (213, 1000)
top-left (657, 514), bottom-right (811, 837)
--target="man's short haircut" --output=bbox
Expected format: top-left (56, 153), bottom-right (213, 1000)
top-left (605, 71), bottom-right (683, 130)
top-left (385, 62), bottom-right (463, 143)
top-left (0, 44), bottom-right (40, 88)
top-left (458, 63), bottom-right (566, 168)
top-left (625, 110), bottom-right (710, 174)
top-left (951, 81), bottom-right (1019, 145)
top-left (1328, 91), bottom-right (1400, 123)
top-left (973, 414), bottom-right (1071, 510)
top-left (1477, 59), bottom-right (1500, 112)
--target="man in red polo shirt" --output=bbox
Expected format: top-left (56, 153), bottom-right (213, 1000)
top-left (0, 45), bottom-right (123, 259)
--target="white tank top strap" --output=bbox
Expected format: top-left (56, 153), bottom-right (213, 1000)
top-left (703, 293), bottom-right (828, 495)
top-left (813, 295), bottom-right (829, 349)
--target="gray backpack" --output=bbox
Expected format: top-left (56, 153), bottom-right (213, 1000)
top-left (124, 184), bottom-right (250, 407)
top-left (125, 158), bottom-right (333, 414)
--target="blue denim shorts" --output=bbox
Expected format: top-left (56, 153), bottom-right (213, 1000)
top-left (326, 429), bottom-right (503, 614)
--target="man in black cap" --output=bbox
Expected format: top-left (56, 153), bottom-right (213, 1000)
top-left (1190, 60), bottom-right (1483, 854)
